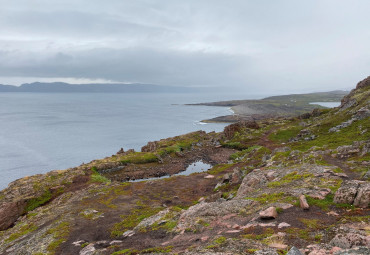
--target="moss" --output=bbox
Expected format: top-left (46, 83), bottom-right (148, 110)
top-left (247, 192), bottom-right (297, 204)
top-left (81, 242), bottom-right (89, 248)
top-left (306, 194), bottom-right (353, 211)
top-left (229, 145), bottom-right (263, 161)
top-left (111, 249), bottom-right (135, 255)
top-left (25, 189), bottom-right (53, 212)
top-left (276, 207), bottom-right (283, 214)
top-left (268, 171), bottom-right (313, 188)
top-left (90, 174), bottom-right (111, 183)
top-left (206, 236), bottom-right (227, 249)
top-left (5, 223), bottom-right (37, 243)
top-left (285, 227), bottom-right (311, 240)
top-left (299, 218), bottom-right (323, 229)
top-left (141, 246), bottom-right (173, 253)
top-left (292, 117), bottom-right (370, 151)
top-left (119, 152), bottom-right (158, 164)
top-left (269, 125), bottom-right (303, 142)
top-left (242, 228), bottom-right (274, 240)
top-left (46, 221), bottom-right (71, 254)
top-left (207, 164), bottom-right (233, 175)
top-left (111, 203), bottom-right (163, 237)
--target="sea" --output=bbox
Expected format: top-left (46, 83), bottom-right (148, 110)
top-left (0, 92), bottom-right (255, 189)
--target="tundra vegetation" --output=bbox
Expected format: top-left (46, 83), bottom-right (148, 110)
top-left (0, 77), bottom-right (369, 254)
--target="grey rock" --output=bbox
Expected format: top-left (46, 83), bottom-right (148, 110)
top-left (353, 182), bottom-right (370, 208)
top-left (334, 247), bottom-right (370, 255)
top-left (330, 233), bottom-right (368, 249)
top-left (79, 243), bottom-right (95, 255)
top-left (334, 180), bottom-right (361, 205)
top-left (287, 246), bottom-right (303, 255)
top-left (254, 248), bottom-right (279, 255)
top-left (236, 169), bottom-right (267, 198)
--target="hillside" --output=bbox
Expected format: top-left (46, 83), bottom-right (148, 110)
top-left (0, 77), bottom-right (369, 255)
top-left (0, 82), bottom-right (196, 93)
top-left (189, 90), bottom-right (348, 123)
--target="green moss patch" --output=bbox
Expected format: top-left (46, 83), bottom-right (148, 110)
top-left (25, 190), bottom-right (53, 212)
top-left (111, 203), bottom-right (163, 237)
top-left (46, 221), bottom-right (71, 254)
top-left (5, 223), bottom-right (37, 243)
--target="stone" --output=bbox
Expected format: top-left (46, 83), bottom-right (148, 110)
top-left (269, 243), bottom-right (288, 249)
top-left (334, 247), bottom-right (370, 254)
top-left (327, 211), bottom-right (339, 216)
top-left (236, 169), bottom-right (267, 198)
top-left (122, 230), bottom-right (135, 238)
top-left (287, 246), bottom-right (303, 255)
top-left (231, 168), bottom-right (242, 183)
top-left (109, 240), bottom-right (123, 245)
top-left (330, 233), bottom-right (368, 249)
top-left (201, 236), bottom-right (209, 242)
top-left (254, 248), bottom-right (279, 255)
top-left (222, 173), bottom-right (231, 183)
top-left (0, 200), bottom-right (27, 231)
top-left (79, 243), bottom-right (95, 255)
top-left (334, 180), bottom-right (361, 205)
top-left (259, 207), bottom-right (278, 219)
top-left (353, 182), bottom-right (370, 208)
top-left (278, 222), bottom-right (291, 228)
top-left (299, 195), bottom-right (309, 210)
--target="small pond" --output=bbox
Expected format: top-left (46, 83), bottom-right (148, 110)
top-left (309, 102), bottom-right (341, 108)
top-left (130, 160), bottom-right (212, 182)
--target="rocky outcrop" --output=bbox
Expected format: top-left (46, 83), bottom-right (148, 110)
top-left (141, 141), bottom-right (159, 152)
top-left (223, 120), bottom-right (259, 139)
top-left (334, 180), bottom-right (369, 208)
top-left (330, 233), bottom-right (369, 249)
top-left (0, 200), bottom-right (26, 230)
top-left (236, 169), bottom-right (268, 198)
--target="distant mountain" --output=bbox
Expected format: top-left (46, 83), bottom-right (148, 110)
top-left (0, 82), bottom-right (198, 93)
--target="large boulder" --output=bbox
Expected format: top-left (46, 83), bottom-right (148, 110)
top-left (223, 121), bottom-right (259, 139)
top-left (353, 182), bottom-right (370, 208)
top-left (333, 181), bottom-right (361, 205)
top-left (334, 180), bottom-right (369, 208)
top-left (236, 169), bottom-right (267, 198)
top-left (0, 200), bottom-right (27, 231)
top-left (330, 233), bottom-right (369, 249)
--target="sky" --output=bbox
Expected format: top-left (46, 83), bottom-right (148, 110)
top-left (0, 0), bottom-right (369, 94)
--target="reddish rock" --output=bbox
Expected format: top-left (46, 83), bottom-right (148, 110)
top-left (259, 207), bottom-right (278, 219)
top-left (0, 200), bottom-right (26, 231)
top-left (223, 121), bottom-right (259, 139)
top-left (231, 168), bottom-right (243, 183)
top-left (141, 141), bottom-right (159, 152)
top-left (299, 195), bottom-right (309, 210)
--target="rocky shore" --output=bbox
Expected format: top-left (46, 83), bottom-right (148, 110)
top-left (191, 91), bottom-right (348, 123)
top-left (0, 77), bottom-right (369, 255)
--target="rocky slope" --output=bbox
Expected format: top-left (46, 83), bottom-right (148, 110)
top-left (189, 91), bottom-right (348, 123)
top-left (0, 77), bottom-right (369, 255)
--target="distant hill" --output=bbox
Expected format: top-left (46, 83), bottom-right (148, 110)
top-left (0, 82), bottom-right (197, 93)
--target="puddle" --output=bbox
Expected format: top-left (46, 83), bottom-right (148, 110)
top-left (309, 102), bottom-right (341, 108)
top-left (177, 161), bottom-right (212, 176)
top-left (130, 160), bottom-right (212, 182)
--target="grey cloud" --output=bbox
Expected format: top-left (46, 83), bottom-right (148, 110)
top-left (0, 0), bottom-right (369, 93)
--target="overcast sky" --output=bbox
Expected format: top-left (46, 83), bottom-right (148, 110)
top-left (0, 0), bottom-right (369, 93)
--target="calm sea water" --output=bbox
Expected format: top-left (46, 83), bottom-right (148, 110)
top-left (0, 92), bottom-right (255, 189)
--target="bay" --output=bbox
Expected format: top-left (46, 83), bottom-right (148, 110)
top-left (0, 92), bottom-right (256, 189)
